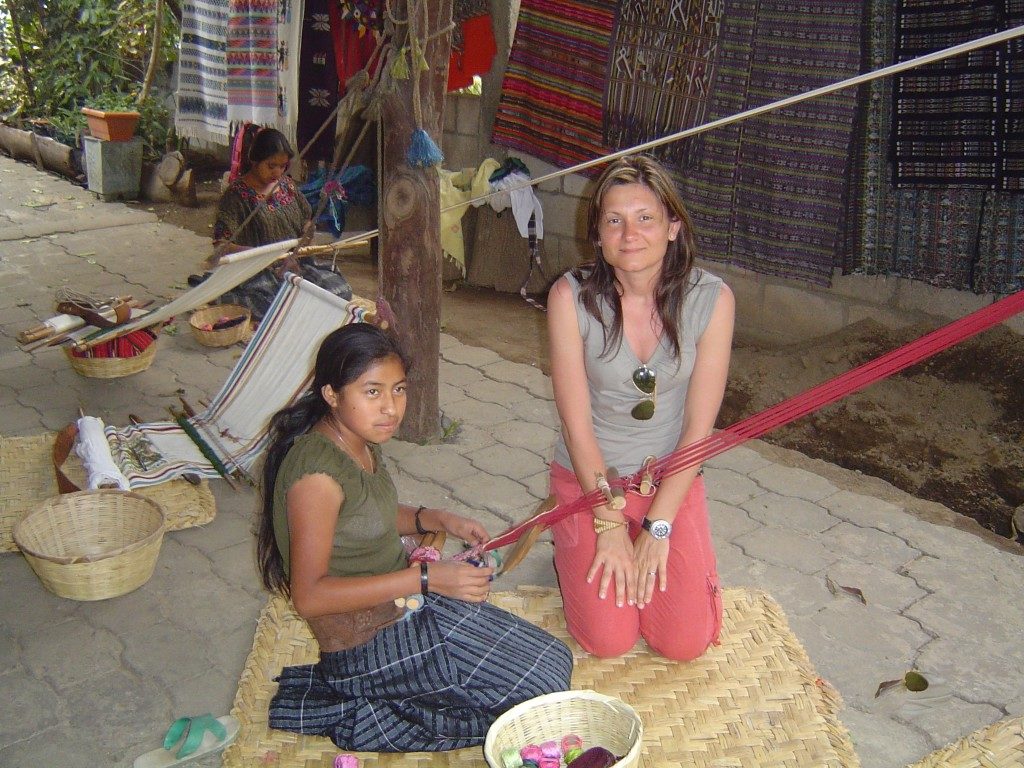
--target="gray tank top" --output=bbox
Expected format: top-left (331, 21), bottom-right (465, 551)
top-left (552, 268), bottom-right (723, 475)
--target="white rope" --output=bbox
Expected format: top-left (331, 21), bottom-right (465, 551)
top-left (340, 22), bottom-right (1024, 247)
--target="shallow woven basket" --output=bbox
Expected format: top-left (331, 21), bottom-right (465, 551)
top-left (484, 690), bottom-right (643, 768)
top-left (189, 304), bottom-right (251, 347)
top-left (12, 490), bottom-right (165, 601)
top-left (63, 340), bottom-right (158, 378)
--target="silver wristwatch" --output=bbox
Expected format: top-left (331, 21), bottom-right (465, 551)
top-left (641, 517), bottom-right (672, 540)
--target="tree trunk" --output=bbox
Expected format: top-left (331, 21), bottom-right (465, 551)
top-left (378, 0), bottom-right (452, 443)
top-left (138, 0), bottom-right (165, 105)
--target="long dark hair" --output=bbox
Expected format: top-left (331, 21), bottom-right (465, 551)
top-left (572, 155), bottom-right (699, 359)
top-left (242, 126), bottom-right (294, 174)
top-left (256, 323), bottom-right (409, 595)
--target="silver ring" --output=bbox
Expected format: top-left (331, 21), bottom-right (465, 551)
top-left (648, 571), bottom-right (656, 576)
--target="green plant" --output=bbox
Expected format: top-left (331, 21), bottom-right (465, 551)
top-left (1, 0), bottom-right (177, 157)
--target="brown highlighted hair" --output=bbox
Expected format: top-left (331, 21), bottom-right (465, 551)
top-left (572, 154), bottom-right (699, 359)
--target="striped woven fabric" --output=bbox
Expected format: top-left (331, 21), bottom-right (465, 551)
top-left (103, 275), bottom-right (374, 488)
top-left (842, 0), bottom-right (1024, 294)
top-left (175, 0), bottom-right (231, 143)
top-left (681, 0), bottom-right (862, 285)
top-left (225, 0), bottom-right (280, 128)
top-left (892, 0), bottom-right (1024, 191)
top-left (491, 0), bottom-right (616, 173)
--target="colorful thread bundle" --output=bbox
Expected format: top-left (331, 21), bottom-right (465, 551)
top-left (501, 735), bottom-right (614, 768)
top-left (67, 328), bottom-right (157, 359)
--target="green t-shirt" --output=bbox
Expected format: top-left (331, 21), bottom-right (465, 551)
top-left (272, 432), bottom-right (407, 579)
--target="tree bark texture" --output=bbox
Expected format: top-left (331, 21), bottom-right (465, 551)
top-left (379, 0), bottom-right (452, 443)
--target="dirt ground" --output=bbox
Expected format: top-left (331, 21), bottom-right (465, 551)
top-left (138, 185), bottom-right (1024, 542)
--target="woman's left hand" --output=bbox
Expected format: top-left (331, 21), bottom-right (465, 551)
top-left (439, 511), bottom-right (489, 546)
top-left (633, 532), bottom-right (670, 609)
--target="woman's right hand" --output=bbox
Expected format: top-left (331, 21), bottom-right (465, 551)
top-left (421, 561), bottom-right (493, 603)
top-left (587, 527), bottom-right (637, 608)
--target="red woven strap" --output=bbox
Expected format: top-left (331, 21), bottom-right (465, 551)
top-left (485, 290), bottom-right (1024, 551)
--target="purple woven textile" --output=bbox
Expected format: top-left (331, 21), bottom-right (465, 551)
top-left (681, 0), bottom-right (862, 286)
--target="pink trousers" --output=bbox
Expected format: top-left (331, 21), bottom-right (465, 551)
top-left (549, 462), bottom-right (722, 660)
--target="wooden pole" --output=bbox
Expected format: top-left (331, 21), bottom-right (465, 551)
top-left (378, 0), bottom-right (452, 443)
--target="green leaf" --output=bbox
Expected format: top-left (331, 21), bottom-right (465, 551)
top-left (904, 671), bottom-right (929, 692)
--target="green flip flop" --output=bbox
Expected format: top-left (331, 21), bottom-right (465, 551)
top-left (133, 714), bottom-right (239, 768)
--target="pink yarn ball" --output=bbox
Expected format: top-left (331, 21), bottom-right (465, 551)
top-left (334, 754), bottom-right (358, 768)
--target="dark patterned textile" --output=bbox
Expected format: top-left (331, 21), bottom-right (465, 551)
top-left (604, 0), bottom-right (724, 168)
top-left (892, 0), bottom-right (1024, 190)
top-left (843, 0), bottom-right (1024, 294)
top-left (680, 0), bottom-right (862, 285)
top-left (269, 595), bottom-right (573, 751)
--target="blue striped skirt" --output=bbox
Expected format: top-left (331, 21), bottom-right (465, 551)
top-left (268, 595), bottom-right (574, 752)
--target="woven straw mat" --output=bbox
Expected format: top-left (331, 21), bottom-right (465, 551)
top-left (0, 433), bottom-right (216, 553)
top-left (223, 586), bottom-right (858, 767)
top-left (906, 714), bottom-right (1024, 767)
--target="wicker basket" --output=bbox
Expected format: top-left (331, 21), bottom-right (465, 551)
top-left (189, 304), bottom-right (251, 347)
top-left (484, 690), bottom-right (643, 768)
top-left (13, 490), bottom-right (166, 601)
top-left (64, 340), bottom-right (158, 378)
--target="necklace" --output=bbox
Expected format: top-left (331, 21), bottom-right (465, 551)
top-left (324, 418), bottom-right (374, 472)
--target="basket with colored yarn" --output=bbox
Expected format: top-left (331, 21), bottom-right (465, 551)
top-left (13, 490), bottom-right (166, 601)
top-left (189, 304), bottom-right (251, 347)
top-left (483, 690), bottom-right (643, 768)
top-left (64, 328), bottom-right (159, 378)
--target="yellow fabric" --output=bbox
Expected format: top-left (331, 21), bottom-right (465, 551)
top-left (439, 158), bottom-right (502, 276)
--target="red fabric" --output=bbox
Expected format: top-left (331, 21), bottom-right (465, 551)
top-left (549, 464), bottom-right (721, 660)
top-left (447, 14), bottom-right (496, 92)
top-left (486, 289), bottom-right (1024, 550)
top-left (329, 2), bottom-right (378, 95)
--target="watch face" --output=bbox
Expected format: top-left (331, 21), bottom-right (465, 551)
top-left (649, 519), bottom-right (671, 540)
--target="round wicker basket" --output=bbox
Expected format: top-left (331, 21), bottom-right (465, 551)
top-left (64, 340), bottom-right (158, 378)
top-left (13, 490), bottom-right (166, 601)
top-left (189, 304), bottom-right (251, 347)
top-left (484, 690), bottom-right (643, 768)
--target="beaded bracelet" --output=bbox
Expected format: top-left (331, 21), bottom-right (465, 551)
top-left (415, 505), bottom-right (429, 535)
top-left (420, 561), bottom-right (429, 597)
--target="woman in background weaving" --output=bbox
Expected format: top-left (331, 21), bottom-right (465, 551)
top-left (203, 126), bottom-right (352, 319)
top-left (256, 323), bottom-right (572, 751)
top-left (547, 155), bottom-right (734, 660)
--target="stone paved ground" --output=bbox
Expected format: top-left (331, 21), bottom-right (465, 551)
top-left (1, 155), bottom-right (1023, 767)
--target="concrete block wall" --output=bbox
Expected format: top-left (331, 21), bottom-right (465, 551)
top-left (441, 90), bottom-right (1022, 344)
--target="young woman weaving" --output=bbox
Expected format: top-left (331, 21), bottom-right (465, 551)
top-left (256, 323), bottom-right (572, 751)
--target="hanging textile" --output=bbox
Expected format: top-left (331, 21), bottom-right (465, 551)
top-left (448, 0), bottom-right (496, 91)
top-left (603, 0), bottom-right (724, 168)
top-left (892, 0), bottom-right (1024, 191)
top-left (680, 0), bottom-right (861, 286)
top-left (295, 0), bottom-right (341, 162)
top-left (332, 1), bottom-right (383, 93)
top-left (224, 0), bottom-right (303, 146)
top-left (842, 0), bottom-right (1024, 294)
top-left (492, 0), bottom-right (616, 174)
top-left (175, 0), bottom-right (231, 143)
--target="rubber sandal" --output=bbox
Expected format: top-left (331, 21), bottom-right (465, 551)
top-left (133, 714), bottom-right (239, 768)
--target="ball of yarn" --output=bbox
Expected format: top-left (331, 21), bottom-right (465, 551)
top-left (500, 747), bottom-right (524, 768)
top-left (563, 747), bottom-right (584, 764)
top-left (520, 744), bottom-right (543, 763)
top-left (334, 755), bottom-right (358, 768)
top-left (560, 734), bottom-right (583, 754)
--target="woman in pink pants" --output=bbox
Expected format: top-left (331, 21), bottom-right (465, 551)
top-left (546, 155), bottom-right (734, 660)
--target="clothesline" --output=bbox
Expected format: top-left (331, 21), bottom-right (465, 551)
top-left (322, 23), bottom-right (1024, 250)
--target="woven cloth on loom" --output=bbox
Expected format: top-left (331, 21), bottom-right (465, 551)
top-left (176, 0), bottom-right (231, 143)
top-left (491, 0), bottom-right (616, 174)
top-left (222, 587), bottom-right (859, 767)
top-left (603, 0), bottom-right (724, 169)
top-left (0, 434), bottom-right (216, 553)
top-left (680, 0), bottom-right (861, 286)
top-left (842, 0), bottom-right (1024, 294)
top-left (104, 276), bottom-right (374, 488)
top-left (892, 0), bottom-right (1024, 191)
top-left (225, 0), bottom-right (303, 146)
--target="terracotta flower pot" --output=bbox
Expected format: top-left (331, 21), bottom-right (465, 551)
top-left (81, 107), bottom-right (141, 142)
